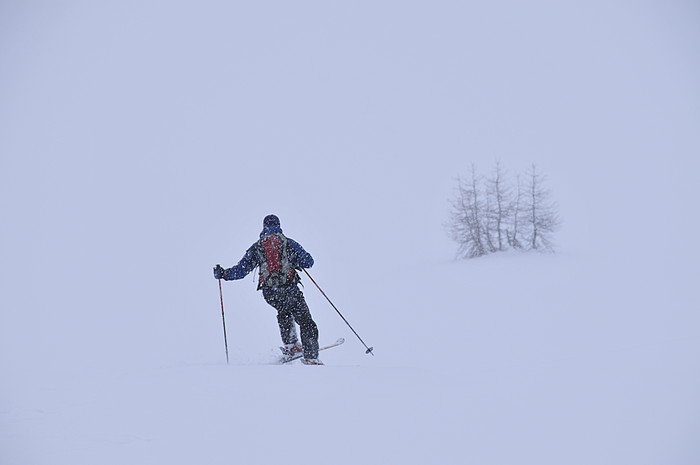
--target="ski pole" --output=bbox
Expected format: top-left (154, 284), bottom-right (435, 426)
top-left (301, 268), bottom-right (374, 356)
top-left (217, 268), bottom-right (230, 364)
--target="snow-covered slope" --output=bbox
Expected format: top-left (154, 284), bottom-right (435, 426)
top-left (2, 1), bottom-right (699, 464)
top-left (3, 251), bottom-right (698, 465)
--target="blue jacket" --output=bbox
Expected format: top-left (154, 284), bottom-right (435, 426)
top-left (222, 224), bottom-right (314, 283)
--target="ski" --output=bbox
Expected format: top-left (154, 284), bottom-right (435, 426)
top-left (279, 338), bottom-right (345, 364)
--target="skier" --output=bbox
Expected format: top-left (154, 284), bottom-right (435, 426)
top-left (213, 215), bottom-right (323, 365)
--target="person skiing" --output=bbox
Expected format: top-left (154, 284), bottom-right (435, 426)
top-left (213, 215), bottom-right (323, 365)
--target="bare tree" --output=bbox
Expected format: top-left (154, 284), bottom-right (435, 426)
top-left (483, 190), bottom-right (497, 253)
top-left (485, 161), bottom-right (511, 252)
top-left (523, 164), bottom-right (559, 251)
top-left (448, 165), bottom-right (487, 258)
top-left (506, 174), bottom-right (524, 250)
top-left (449, 162), bottom-right (559, 258)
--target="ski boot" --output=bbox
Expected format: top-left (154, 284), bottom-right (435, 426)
top-left (280, 342), bottom-right (303, 358)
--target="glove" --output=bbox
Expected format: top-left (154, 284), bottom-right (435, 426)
top-left (213, 264), bottom-right (225, 280)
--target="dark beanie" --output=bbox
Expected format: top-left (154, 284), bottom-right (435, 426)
top-left (263, 214), bottom-right (280, 227)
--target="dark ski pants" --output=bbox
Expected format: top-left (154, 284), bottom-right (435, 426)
top-left (263, 285), bottom-right (319, 359)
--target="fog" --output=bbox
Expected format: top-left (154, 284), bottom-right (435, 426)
top-left (1, 2), bottom-right (699, 463)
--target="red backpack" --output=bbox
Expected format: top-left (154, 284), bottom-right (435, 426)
top-left (256, 233), bottom-right (298, 289)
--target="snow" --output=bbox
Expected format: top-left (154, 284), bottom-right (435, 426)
top-left (3, 251), bottom-right (698, 464)
top-left (2, 1), bottom-right (700, 464)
